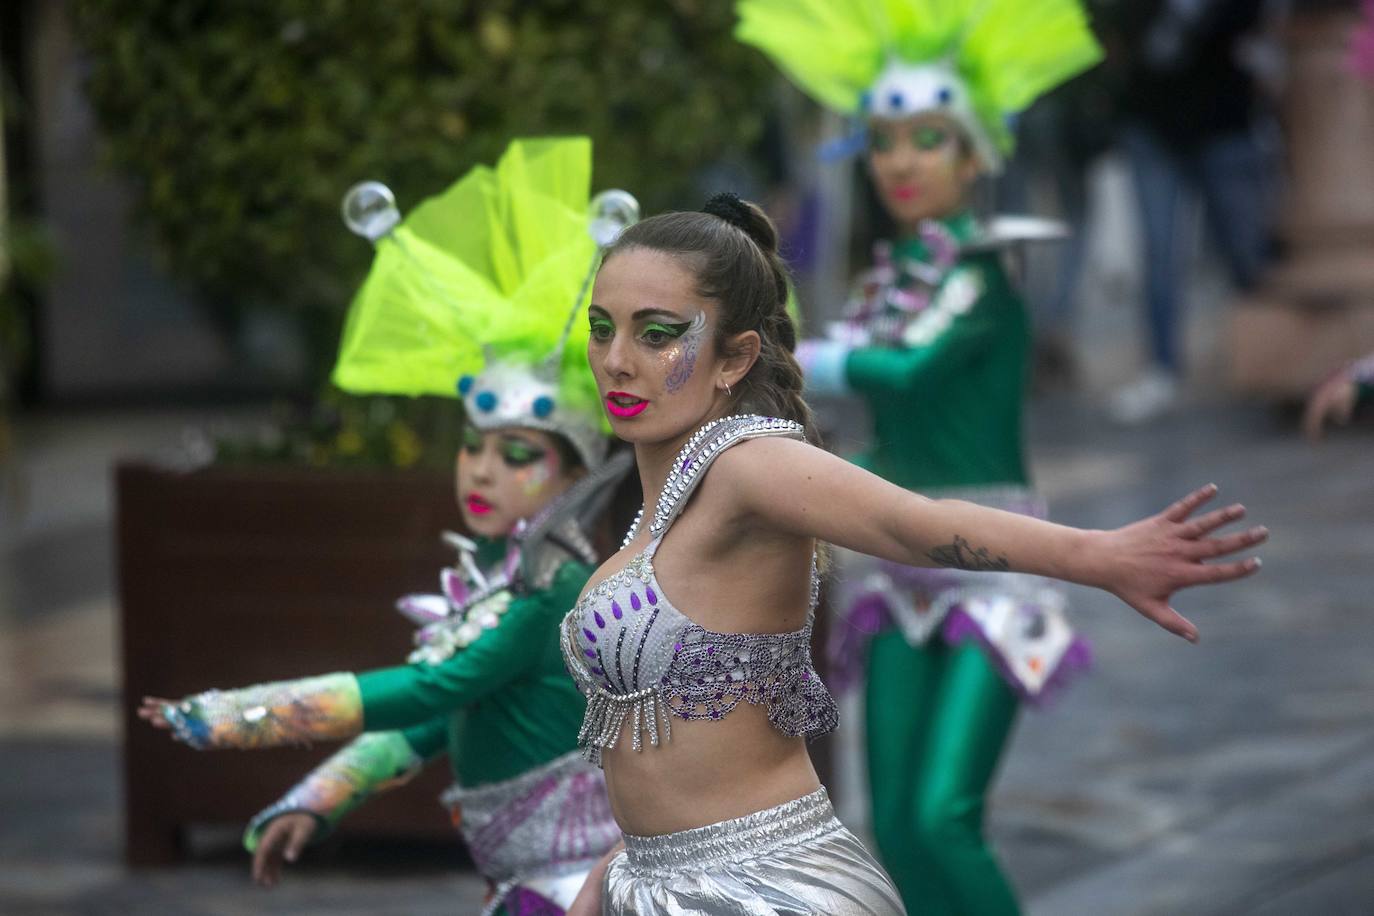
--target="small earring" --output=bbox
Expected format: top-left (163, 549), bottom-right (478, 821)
top-left (724, 383), bottom-right (732, 397)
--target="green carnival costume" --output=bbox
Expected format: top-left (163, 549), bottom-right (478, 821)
top-left (160, 138), bottom-right (641, 916)
top-left (737, 3), bottom-right (1101, 913)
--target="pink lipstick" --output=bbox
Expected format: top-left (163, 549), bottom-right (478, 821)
top-left (465, 493), bottom-right (493, 515)
top-left (605, 391), bottom-right (649, 418)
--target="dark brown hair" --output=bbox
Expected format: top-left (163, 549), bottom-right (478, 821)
top-left (601, 198), bottom-right (818, 442)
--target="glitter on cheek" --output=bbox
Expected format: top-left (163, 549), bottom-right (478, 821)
top-left (665, 312), bottom-right (707, 395)
top-left (514, 452), bottom-right (555, 497)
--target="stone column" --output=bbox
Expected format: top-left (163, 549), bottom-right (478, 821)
top-left (1229, 7), bottom-right (1374, 398)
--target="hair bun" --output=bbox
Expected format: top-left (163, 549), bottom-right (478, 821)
top-left (701, 192), bottom-right (779, 256)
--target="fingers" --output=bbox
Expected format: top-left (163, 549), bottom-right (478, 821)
top-left (1190, 556), bottom-right (1263, 585)
top-left (285, 818), bottom-right (313, 864)
top-left (252, 823), bottom-right (285, 886)
top-left (1302, 390), bottom-right (1331, 441)
top-left (253, 816), bottom-right (314, 887)
top-left (1304, 380), bottom-right (1356, 441)
top-left (1180, 503), bottom-right (1246, 539)
top-left (1135, 597), bottom-right (1200, 643)
top-left (1189, 526), bottom-right (1268, 559)
top-left (1163, 483), bottom-right (1218, 523)
top-left (138, 697), bottom-right (173, 729)
top-left (252, 842), bottom-right (273, 886)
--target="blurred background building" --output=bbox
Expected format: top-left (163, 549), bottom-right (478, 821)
top-left (2, 1), bottom-right (1373, 913)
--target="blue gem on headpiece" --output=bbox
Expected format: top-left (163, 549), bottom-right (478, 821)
top-left (457, 375), bottom-right (475, 396)
top-left (532, 395), bottom-right (555, 418)
top-left (937, 86), bottom-right (953, 105)
top-left (888, 90), bottom-right (904, 110)
top-left (475, 391), bottom-right (498, 413)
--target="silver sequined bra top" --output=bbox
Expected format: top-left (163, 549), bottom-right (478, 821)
top-left (561, 415), bottom-right (839, 764)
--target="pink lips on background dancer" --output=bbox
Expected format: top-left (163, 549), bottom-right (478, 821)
top-left (605, 391), bottom-right (649, 418)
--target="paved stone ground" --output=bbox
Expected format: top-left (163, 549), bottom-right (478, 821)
top-left (1, 394), bottom-right (1371, 914)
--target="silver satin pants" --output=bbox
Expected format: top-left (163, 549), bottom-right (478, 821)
top-left (603, 787), bottom-right (905, 915)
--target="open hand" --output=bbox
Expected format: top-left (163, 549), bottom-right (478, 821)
top-left (138, 697), bottom-right (178, 730)
top-left (1091, 484), bottom-right (1266, 643)
top-left (252, 813), bottom-right (317, 887)
top-left (1303, 372), bottom-right (1358, 441)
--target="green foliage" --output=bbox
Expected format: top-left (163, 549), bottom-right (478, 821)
top-left (70, 0), bottom-right (771, 377)
top-left (212, 391), bottom-right (464, 471)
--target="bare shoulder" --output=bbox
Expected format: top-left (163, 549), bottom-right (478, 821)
top-left (708, 436), bottom-right (835, 497)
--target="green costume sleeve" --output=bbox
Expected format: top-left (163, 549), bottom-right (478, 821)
top-left (356, 567), bottom-right (585, 730)
top-left (400, 716), bottom-right (449, 759)
top-left (845, 265), bottom-right (998, 396)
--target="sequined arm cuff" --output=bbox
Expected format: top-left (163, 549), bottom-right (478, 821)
top-left (242, 731), bottom-right (424, 852)
top-left (161, 672), bottom-right (363, 750)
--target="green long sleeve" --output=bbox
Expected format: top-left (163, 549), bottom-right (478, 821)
top-left (843, 250), bottom-right (1031, 491)
top-left (356, 560), bottom-right (593, 787)
top-left (399, 716), bottom-right (449, 759)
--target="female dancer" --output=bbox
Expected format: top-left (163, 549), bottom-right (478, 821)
top-left (735, 1), bottom-right (1104, 909)
top-left (562, 194), bottom-right (1264, 913)
top-left (140, 138), bottom-right (631, 916)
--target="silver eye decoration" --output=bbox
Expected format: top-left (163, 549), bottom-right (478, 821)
top-left (341, 181), bottom-right (401, 242)
top-left (587, 189), bottom-right (640, 249)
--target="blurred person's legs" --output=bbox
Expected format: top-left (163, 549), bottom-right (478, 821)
top-left (999, 98), bottom-right (1092, 391)
top-left (1113, 123), bottom-right (1184, 423)
top-left (1037, 153), bottom-right (1092, 391)
top-left (1196, 127), bottom-right (1276, 292)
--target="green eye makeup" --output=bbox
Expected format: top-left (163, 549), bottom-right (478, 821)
top-left (588, 316), bottom-right (615, 341)
top-left (500, 439), bottom-right (545, 467)
top-left (461, 426), bottom-right (483, 453)
top-left (641, 321), bottom-right (693, 346)
top-left (914, 125), bottom-right (950, 151)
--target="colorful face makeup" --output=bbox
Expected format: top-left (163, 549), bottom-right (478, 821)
top-left (867, 113), bottom-right (978, 230)
top-left (663, 311), bottom-right (707, 394)
top-left (455, 425), bottom-right (580, 537)
top-left (587, 249), bottom-right (727, 446)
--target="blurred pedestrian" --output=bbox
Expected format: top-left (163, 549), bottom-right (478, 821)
top-left (1109, 0), bottom-right (1282, 423)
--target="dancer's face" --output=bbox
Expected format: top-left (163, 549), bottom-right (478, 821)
top-left (588, 247), bottom-right (758, 448)
top-left (866, 113), bottom-right (980, 231)
top-left (455, 426), bottom-right (582, 538)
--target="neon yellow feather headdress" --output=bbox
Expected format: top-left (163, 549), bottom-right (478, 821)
top-left (735, 0), bottom-right (1103, 172)
top-left (331, 137), bottom-right (639, 469)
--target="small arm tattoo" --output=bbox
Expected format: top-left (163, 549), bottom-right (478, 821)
top-left (927, 535), bottom-right (1010, 572)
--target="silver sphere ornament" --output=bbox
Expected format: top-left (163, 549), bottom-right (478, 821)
top-left (588, 189), bottom-right (640, 248)
top-left (341, 181), bottom-right (401, 242)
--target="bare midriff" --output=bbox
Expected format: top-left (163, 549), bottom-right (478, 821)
top-left (600, 702), bottom-right (821, 836)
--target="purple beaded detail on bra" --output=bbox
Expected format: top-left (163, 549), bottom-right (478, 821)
top-left (665, 624), bottom-right (838, 736)
top-left (560, 415), bottom-right (838, 763)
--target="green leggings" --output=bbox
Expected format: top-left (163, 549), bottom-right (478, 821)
top-left (865, 629), bottom-right (1021, 915)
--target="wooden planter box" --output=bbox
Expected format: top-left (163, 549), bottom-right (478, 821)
top-left (117, 462), bottom-right (466, 866)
